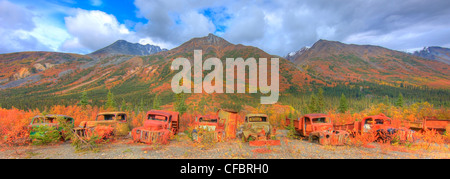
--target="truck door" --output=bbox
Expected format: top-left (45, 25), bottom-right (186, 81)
top-left (305, 117), bottom-right (313, 134)
top-left (116, 114), bottom-right (130, 136)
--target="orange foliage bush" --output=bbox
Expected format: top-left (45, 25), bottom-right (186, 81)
top-left (346, 131), bottom-right (378, 147)
top-left (0, 107), bottom-right (40, 146)
top-left (89, 125), bottom-right (115, 142)
top-left (50, 105), bottom-right (100, 126)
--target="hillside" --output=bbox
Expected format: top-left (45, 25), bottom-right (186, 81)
top-left (290, 40), bottom-right (450, 89)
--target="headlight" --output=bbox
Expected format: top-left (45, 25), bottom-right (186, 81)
top-left (136, 130), bottom-right (141, 134)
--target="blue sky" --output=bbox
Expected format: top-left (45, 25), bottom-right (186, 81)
top-left (1, 0), bottom-right (450, 56)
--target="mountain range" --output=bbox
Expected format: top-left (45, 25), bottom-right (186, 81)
top-left (286, 40), bottom-right (449, 88)
top-left (89, 40), bottom-right (168, 58)
top-left (0, 34), bottom-right (449, 110)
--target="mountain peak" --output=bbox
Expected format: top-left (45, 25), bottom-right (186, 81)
top-left (285, 46), bottom-right (310, 62)
top-left (170, 33), bottom-right (233, 54)
top-left (412, 46), bottom-right (450, 64)
top-left (89, 40), bottom-right (167, 58)
top-left (200, 33), bottom-right (230, 46)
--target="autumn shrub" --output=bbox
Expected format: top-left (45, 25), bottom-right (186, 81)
top-left (0, 107), bottom-right (39, 146)
top-left (417, 129), bottom-right (445, 145)
top-left (347, 131), bottom-right (378, 147)
top-left (180, 113), bottom-right (196, 132)
top-left (50, 105), bottom-right (99, 126)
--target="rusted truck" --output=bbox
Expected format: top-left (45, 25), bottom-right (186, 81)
top-left (237, 114), bottom-right (280, 146)
top-left (29, 114), bottom-right (74, 141)
top-left (333, 114), bottom-right (414, 143)
top-left (286, 113), bottom-right (349, 145)
top-left (191, 114), bottom-right (226, 142)
top-left (408, 117), bottom-right (450, 134)
top-left (131, 110), bottom-right (179, 144)
top-left (74, 112), bottom-right (130, 138)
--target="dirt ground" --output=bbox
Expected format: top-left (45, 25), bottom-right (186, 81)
top-left (1, 130), bottom-right (449, 159)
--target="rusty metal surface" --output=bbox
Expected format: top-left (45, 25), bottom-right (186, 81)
top-left (131, 110), bottom-right (179, 144)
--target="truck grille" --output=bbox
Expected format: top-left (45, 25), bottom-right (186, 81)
top-left (138, 130), bottom-right (168, 144)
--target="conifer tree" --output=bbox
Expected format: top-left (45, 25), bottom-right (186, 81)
top-left (78, 91), bottom-right (89, 108)
top-left (383, 95), bottom-right (389, 106)
top-left (395, 93), bottom-right (404, 107)
top-left (152, 94), bottom-right (161, 110)
top-left (175, 93), bottom-right (187, 115)
top-left (105, 90), bottom-right (117, 110)
top-left (139, 98), bottom-right (145, 113)
top-left (317, 88), bottom-right (325, 112)
top-left (338, 93), bottom-right (348, 113)
top-left (120, 98), bottom-right (129, 111)
top-left (308, 92), bottom-right (318, 113)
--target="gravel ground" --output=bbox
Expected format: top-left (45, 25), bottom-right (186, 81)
top-left (1, 130), bottom-right (449, 159)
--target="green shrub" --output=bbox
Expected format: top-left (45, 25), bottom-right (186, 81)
top-left (30, 126), bottom-right (61, 145)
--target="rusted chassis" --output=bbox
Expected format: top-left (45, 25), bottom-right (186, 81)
top-left (333, 114), bottom-right (416, 143)
top-left (308, 130), bottom-right (349, 146)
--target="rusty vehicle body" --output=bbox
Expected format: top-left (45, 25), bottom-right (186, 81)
top-left (191, 114), bottom-right (225, 142)
top-left (334, 114), bottom-right (392, 134)
top-left (408, 117), bottom-right (450, 134)
top-left (216, 109), bottom-right (238, 139)
top-left (334, 114), bottom-right (414, 143)
top-left (287, 113), bottom-right (349, 145)
top-left (29, 114), bottom-right (74, 140)
top-left (237, 114), bottom-right (280, 146)
top-left (74, 112), bottom-right (130, 138)
top-left (131, 110), bottom-right (179, 144)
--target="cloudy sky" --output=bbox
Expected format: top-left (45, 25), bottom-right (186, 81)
top-left (1, 0), bottom-right (450, 56)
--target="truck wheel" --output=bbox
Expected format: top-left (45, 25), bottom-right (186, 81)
top-left (308, 134), bottom-right (317, 143)
top-left (192, 131), bottom-right (198, 141)
top-left (240, 134), bottom-right (247, 142)
top-left (248, 135), bottom-right (256, 142)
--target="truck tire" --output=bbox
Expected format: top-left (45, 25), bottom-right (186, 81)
top-left (192, 130), bottom-right (198, 141)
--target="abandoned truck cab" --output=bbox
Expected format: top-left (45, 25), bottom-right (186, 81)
top-left (333, 114), bottom-right (415, 143)
top-left (289, 113), bottom-right (349, 145)
top-left (361, 114), bottom-right (391, 132)
top-left (75, 112), bottom-right (130, 137)
top-left (191, 114), bottom-right (225, 142)
top-left (237, 114), bottom-right (271, 141)
top-left (237, 114), bottom-right (280, 146)
top-left (29, 114), bottom-right (74, 140)
top-left (131, 110), bottom-right (179, 144)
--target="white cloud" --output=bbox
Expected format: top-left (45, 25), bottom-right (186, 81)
top-left (61, 9), bottom-right (133, 53)
top-left (133, 0), bottom-right (217, 48)
top-left (223, 6), bottom-right (266, 43)
top-left (29, 17), bottom-right (71, 52)
top-left (0, 0), bottom-right (52, 53)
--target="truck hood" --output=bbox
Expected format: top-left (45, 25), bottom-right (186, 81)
top-left (143, 120), bottom-right (166, 130)
top-left (248, 122), bottom-right (270, 133)
top-left (312, 123), bottom-right (333, 132)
